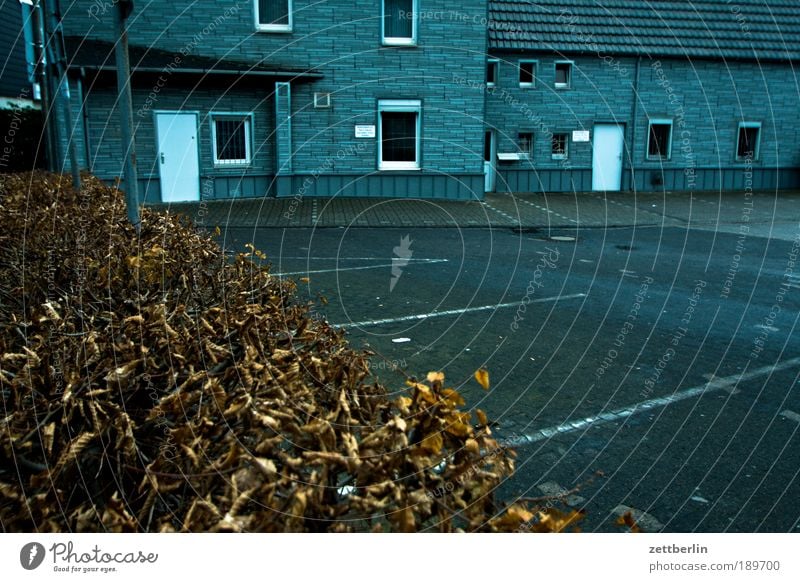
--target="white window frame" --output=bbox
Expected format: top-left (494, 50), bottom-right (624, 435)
top-left (382, 0), bottom-right (418, 46)
top-left (378, 99), bottom-right (421, 171)
top-left (647, 118), bottom-right (673, 160)
top-left (254, 0), bottom-right (293, 33)
top-left (518, 60), bottom-right (537, 88)
top-left (736, 121), bottom-right (762, 161)
top-left (554, 60), bottom-right (573, 89)
top-left (551, 132), bottom-right (569, 160)
top-left (314, 92), bottom-right (331, 108)
top-left (210, 113), bottom-right (253, 167)
top-left (487, 59), bottom-right (499, 87)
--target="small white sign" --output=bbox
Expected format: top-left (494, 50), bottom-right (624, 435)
top-left (355, 125), bottom-right (376, 138)
top-left (573, 130), bottom-right (590, 142)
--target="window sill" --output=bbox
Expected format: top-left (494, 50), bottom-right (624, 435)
top-left (213, 162), bottom-right (252, 169)
top-left (554, 84), bottom-right (571, 90)
top-left (255, 25), bottom-right (293, 33)
top-left (382, 38), bottom-right (418, 47)
top-left (519, 83), bottom-right (535, 89)
top-left (551, 155), bottom-right (568, 161)
top-left (378, 165), bottom-right (421, 171)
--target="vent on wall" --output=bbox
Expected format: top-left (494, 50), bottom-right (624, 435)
top-left (314, 92), bottom-right (331, 108)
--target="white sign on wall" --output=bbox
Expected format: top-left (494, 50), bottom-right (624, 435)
top-left (355, 125), bottom-right (376, 138)
top-left (573, 130), bottom-right (591, 142)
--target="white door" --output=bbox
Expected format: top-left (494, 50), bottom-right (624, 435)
top-left (156, 112), bottom-right (200, 202)
top-left (484, 131), bottom-right (496, 192)
top-left (592, 124), bottom-right (625, 192)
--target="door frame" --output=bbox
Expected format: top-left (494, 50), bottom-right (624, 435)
top-left (153, 110), bottom-right (202, 202)
top-left (591, 123), bottom-right (625, 192)
top-left (484, 129), bottom-right (497, 193)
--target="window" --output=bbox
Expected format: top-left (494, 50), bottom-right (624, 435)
top-left (518, 132), bottom-right (533, 158)
top-left (737, 122), bottom-right (761, 161)
top-left (378, 100), bottom-right (421, 170)
top-left (255, 0), bottom-right (292, 32)
top-left (486, 59), bottom-right (499, 86)
top-left (383, 0), bottom-right (417, 46)
top-left (212, 115), bottom-right (252, 166)
top-left (519, 61), bottom-right (536, 87)
top-left (647, 119), bottom-right (673, 160)
top-left (555, 61), bottom-right (572, 88)
top-left (314, 92), bottom-right (331, 108)
top-left (551, 133), bottom-right (568, 160)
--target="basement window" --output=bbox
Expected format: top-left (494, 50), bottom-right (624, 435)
top-left (518, 132), bottom-right (533, 158)
top-left (555, 61), bottom-right (572, 88)
top-left (519, 61), bottom-right (536, 88)
top-left (551, 133), bottom-right (568, 160)
top-left (212, 115), bottom-right (252, 166)
top-left (647, 119), bottom-right (673, 160)
top-left (383, 0), bottom-right (418, 46)
top-left (255, 0), bottom-right (292, 32)
top-left (736, 122), bottom-right (761, 161)
top-left (487, 59), bottom-right (499, 87)
top-left (379, 100), bottom-right (421, 170)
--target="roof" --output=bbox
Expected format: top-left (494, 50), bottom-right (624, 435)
top-left (63, 37), bottom-right (322, 80)
top-left (489, 0), bottom-right (800, 61)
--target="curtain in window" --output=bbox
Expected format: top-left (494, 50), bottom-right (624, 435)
top-left (259, 0), bottom-right (289, 26)
top-left (384, 0), bottom-right (413, 39)
top-left (382, 112), bottom-right (417, 162)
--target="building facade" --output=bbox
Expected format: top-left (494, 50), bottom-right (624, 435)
top-left (30, 0), bottom-right (800, 201)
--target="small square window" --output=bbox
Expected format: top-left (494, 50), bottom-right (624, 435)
top-left (487, 59), bottom-right (499, 86)
top-left (555, 62), bottom-right (572, 88)
top-left (383, 0), bottom-right (417, 46)
top-left (737, 122), bottom-right (761, 161)
top-left (519, 61), bottom-right (536, 87)
top-left (648, 120), bottom-right (673, 160)
top-left (552, 133), bottom-right (568, 159)
top-left (212, 115), bottom-right (252, 166)
top-left (314, 92), bottom-right (331, 108)
top-left (518, 132), bottom-right (533, 157)
top-left (255, 0), bottom-right (292, 32)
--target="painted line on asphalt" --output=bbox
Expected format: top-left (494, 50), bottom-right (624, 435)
top-left (335, 293), bottom-right (587, 329)
top-left (274, 259), bottom-right (448, 277)
top-left (500, 357), bottom-right (800, 449)
top-left (780, 410), bottom-right (800, 424)
top-left (275, 257), bottom-right (448, 261)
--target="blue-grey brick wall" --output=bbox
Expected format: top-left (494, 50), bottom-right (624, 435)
top-left (60, 0), bottom-right (489, 200)
top-left (77, 79), bottom-right (276, 203)
top-left (487, 52), bottom-right (800, 193)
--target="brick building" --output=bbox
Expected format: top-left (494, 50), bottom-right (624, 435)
top-left (26, 0), bottom-right (800, 201)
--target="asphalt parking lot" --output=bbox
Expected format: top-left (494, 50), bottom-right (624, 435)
top-left (212, 208), bottom-right (800, 532)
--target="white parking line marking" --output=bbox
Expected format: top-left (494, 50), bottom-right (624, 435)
top-left (500, 358), bottom-right (800, 449)
top-left (335, 293), bottom-right (587, 329)
top-left (274, 259), bottom-right (448, 276)
top-left (779, 410), bottom-right (800, 424)
top-left (276, 257), bottom-right (448, 261)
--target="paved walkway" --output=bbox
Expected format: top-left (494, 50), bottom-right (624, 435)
top-left (149, 190), bottom-right (800, 234)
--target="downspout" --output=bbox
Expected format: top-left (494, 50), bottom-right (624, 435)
top-left (44, 0), bottom-right (81, 189)
top-left (77, 68), bottom-right (91, 173)
top-left (30, 1), bottom-right (56, 170)
top-left (628, 55), bottom-right (642, 192)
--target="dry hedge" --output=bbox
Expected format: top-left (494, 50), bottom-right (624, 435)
top-left (0, 172), bottom-right (583, 532)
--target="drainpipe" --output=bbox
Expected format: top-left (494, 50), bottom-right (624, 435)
top-left (629, 55), bottom-right (642, 192)
top-left (113, 0), bottom-right (140, 230)
top-left (29, 1), bottom-right (56, 171)
top-left (77, 68), bottom-right (91, 172)
top-left (44, 0), bottom-right (81, 190)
